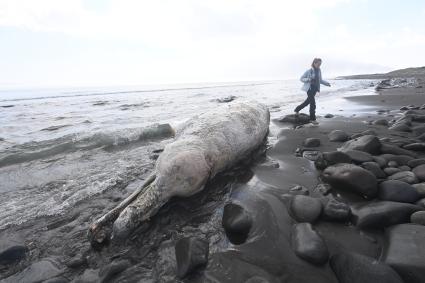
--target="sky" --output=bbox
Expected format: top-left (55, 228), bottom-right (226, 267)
top-left (0, 0), bottom-right (425, 88)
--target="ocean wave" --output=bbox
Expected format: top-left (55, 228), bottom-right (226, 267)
top-left (0, 123), bottom-right (174, 168)
top-left (0, 82), bottom-right (272, 103)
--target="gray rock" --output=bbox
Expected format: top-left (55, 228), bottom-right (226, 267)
top-left (410, 211), bottom-right (425, 225)
top-left (339, 135), bottom-right (381, 154)
top-left (380, 154), bottom-right (414, 165)
top-left (408, 158), bottom-right (425, 168)
top-left (222, 203), bottom-right (252, 245)
top-left (412, 164), bottom-right (425, 181)
top-left (330, 252), bottom-right (404, 283)
top-left (323, 151), bottom-right (351, 165)
top-left (322, 163), bottom-right (378, 198)
top-left (413, 125), bottom-right (425, 136)
top-left (99, 259), bottom-right (131, 283)
top-left (323, 198), bottom-right (351, 221)
top-left (388, 160), bottom-right (398, 167)
top-left (398, 165), bottom-right (411, 171)
top-left (378, 180), bottom-right (420, 203)
top-left (416, 198), bottom-right (425, 208)
top-left (289, 195), bottom-right (322, 223)
top-left (291, 223), bottom-right (329, 265)
top-left (328, 130), bottom-right (349, 142)
top-left (73, 268), bottom-right (99, 283)
top-left (381, 143), bottom-right (417, 158)
top-left (344, 150), bottom-right (373, 164)
top-left (175, 237), bottom-right (209, 279)
top-left (324, 113), bottom-right (334, 118)
top-left (277, 113), bottom-right (311, 124)
top-left (389, 123), bottom-right (411, 132)
top-left (373, 119), bottom-right (389, 126)
top-left (383, 224), bottom-right (425, 283)
top-left (403, 142), bottom-right (425, 151)
top-left (303, 138), bottom-right (321, 147)
top-left (413, 183), bottom-right (425, 197)
top-left (372, 156), bottom-right (387, 168)
top-left (361, 162), bottom-right (386, 178)
top-left (1, 258), bottom-right (63, 283)
top-left (384, 167), bottom-right (401, 176)
top-left (388, 171), bottom-right (419, 184)
top-left (351, 201), bottom-right (422, 229)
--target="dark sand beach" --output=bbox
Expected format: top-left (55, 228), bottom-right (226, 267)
top-left (1, 70), bottom-right (425, 282)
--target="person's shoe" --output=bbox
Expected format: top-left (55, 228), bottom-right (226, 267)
top-left (310, 120), bottom-right (319, 125)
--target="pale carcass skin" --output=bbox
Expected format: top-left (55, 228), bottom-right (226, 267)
top-left (113, 101), bottom-right (270, 239)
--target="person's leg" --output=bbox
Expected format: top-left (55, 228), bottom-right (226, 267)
top-left (294, 93), bottom-right (311, 113)
top-left (309, 92), bottom-right (316, 121)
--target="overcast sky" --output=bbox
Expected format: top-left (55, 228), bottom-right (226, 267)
top-left (1, 0), bottom-right (425, 87)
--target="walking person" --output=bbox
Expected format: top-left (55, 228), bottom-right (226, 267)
top-left (294, 58), bottom-right (331, 124)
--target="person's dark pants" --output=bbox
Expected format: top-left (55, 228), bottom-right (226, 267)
top-left (294, 86), bottom-right (318, 121)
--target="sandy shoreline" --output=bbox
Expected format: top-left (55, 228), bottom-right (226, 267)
top-left (1, 77), bottom-right (425, 282)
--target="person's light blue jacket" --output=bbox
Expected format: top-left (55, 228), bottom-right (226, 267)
top-left (300, 68), bottom-right (330, 92)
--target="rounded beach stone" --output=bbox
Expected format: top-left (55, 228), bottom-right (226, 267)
top-left (398, 165), bottom-right (411, 171)
top-left (412, 164), bottom-right (425, 181)
top-left (291, 223), bottom-right (329, 265)
top-left (408, 158), bottom-right (425, 168)
top-left (372, 156), bottom-right (387, 168)
top-left (322, 163), bottom-right (378, 198)
top-left (222, 203), bottom-right (252, 245)
top-left (345, 150), bottom-right (373, 164)
top-left (380, 154), bottom-right (414, 166)
top-left (328, 130), bottom-right (349, 142)
top-left (323, 151), bottom-right (351, 165)
top-left (416, 198), bottom-right (425, 208)
top-left (339, 135), bottom-right (381, 154)
top-left (410, 211), bottom-right (425, 225)
top-left (378, 180), bottom-right (420, 203)
top-left (289, 195), bottom-right (322, 223)
top-left (324, 113), bottom-right (334, 118)
top-left (389, 123), bottom-right (411, 132)
top-left (175, 237), bottom-right (209, 279)
top-left (403, 142), bottom-right (425, 151)
top-left (381, 143), bottom-right (417, 158)
top-left (384, 167), bottom-right (401, 176)
top-left (388, 160), bottom-right (398, 167)
top-left (323, 198), bottom-right (351, 221)
top-left (361, 162), bottom-right (386, 178)
top-left (303, 138), bottom-right (321, 147)
top-left (330, 252), bottom-right (404, 283)
top-left (413, 183), bottom-right (425, 197)
top-left (388, 171), bottom-right (419, 184)
top-left (373, 119), bottom-right (389, 126)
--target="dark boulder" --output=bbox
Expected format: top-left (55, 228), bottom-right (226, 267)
top-left (413, 183), bottom-right (425, 197)
top-left (408, 158), bottom-right (425, 168)
top-left (380, 154), bottom-right (414, 166)
top-left (381, 143), bottom-right (417, 158)
top-left (289, 195), bottom-right (322, 223)
top-left (324, 113), bottom-right (334, 118)
top-left (378, 180), bottom-right (420, 203)
top-left (388, 171), bottom-right (419, 184)
top-left (389, 123), bottom-right (411, 132)
top-left (1, 258), bottom-right (63, 283)
top-left (361, 162), bottom-right (386, 178)
top-left (291, 223), bottom-right (329, 265)
top-left (339, 135), bottom-right (381, 154)
top-left (99, 260), bottom-right (131, 283)
top-left (323, 198), bottom-right (351, 221)
top-left (323, 151), bottom-right (352, 165)
top-left (372, 156), bottom-right (387, 168)
top-left (0, 238), bottom-right (28, 265)
top-left (412, 164), bottom-right (425, 181)
top-left (322, 163), bottom-right (378, 198)
top-left (330, 252), bottom-right (404, 283)
top-left (175, 237), bottom-right (209, 279)
top-left (410, 211), bottom-right (425, 225)
top-left (384, 167), bottom-right (401, 176)
top-left (403, 142), bottom-right (425, 151)
top-left (328, 130), bottom-right (349, 142)
top-left (344, 150), bottom-right (373, 164)
top-left (276, 113), bottom-right (311, 124)
top-left (351, 201), bottom-right (423, 229)
top-left (383, 224), bottom-right (425, 283)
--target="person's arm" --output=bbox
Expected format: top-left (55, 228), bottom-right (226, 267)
top-left (319, 70), bottom-right (331, 86)
top-left (300, 70), bottom-right (311, 83)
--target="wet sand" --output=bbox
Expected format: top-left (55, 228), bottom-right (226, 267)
top-left (1, 78), bottom-right (425, 282)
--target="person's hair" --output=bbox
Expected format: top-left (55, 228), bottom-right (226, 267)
top-left (311, 58), bottom-right (322, 68)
